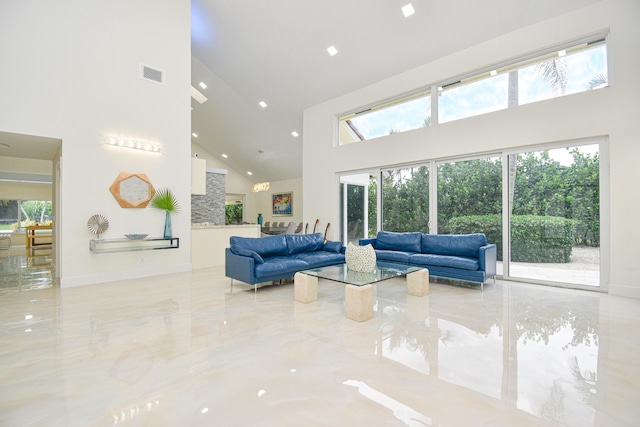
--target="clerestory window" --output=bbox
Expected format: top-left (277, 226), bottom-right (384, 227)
top-left (338, 90), bottom-right (431, 145)
top-left (338, 35), bottom-right (608, 145)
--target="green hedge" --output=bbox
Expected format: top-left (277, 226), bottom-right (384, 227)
top-left (447, 214), bottom-right (577, 263)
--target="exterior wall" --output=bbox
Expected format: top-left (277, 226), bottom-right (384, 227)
top-left (302, 0), bottom-right (640, 297)
top-left (0, 0), bottom-right (192, 287)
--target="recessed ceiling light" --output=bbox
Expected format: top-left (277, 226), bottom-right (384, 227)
top-left (327, 45), bottom-right (338, 56)
top-left (402, 4), bottom-right (415, 18)
top-left (198, 82), bottom-right (207, 89)
top-left (291, 131), bottom-right (299, 137)
top-left (247, 171), bottom-right (253, 176)
top-left (222, 153), bottom-right (228, 158)
top-left (259, 101), bottom-right (268, 108)
top-left (192, 133), bottom-right (198, 138)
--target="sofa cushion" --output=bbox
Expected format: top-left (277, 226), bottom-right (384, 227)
top-left (323, 240), bottom-right (343, 253)
top-left (290, 251), bottom-right (345, 268)
top-left (285, 233), bottom-right (325, 255)
top-left (421, 233), bottom-right (487, 258)
top-left (232, 248), bottom-right (264, 264)
top-left (374, 249), bottom-right (413, 264)
top-left (410, 253), bottom-right (480, 271)
top-left (230, 234), bottom-right (288, 258)
top-left (254, 256), bottom-right (309, 278)
top-left (376, 231), bottom-right (422, 253)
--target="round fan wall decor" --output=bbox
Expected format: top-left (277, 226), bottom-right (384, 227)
top-left (87, 214), bottom-right (109, 239)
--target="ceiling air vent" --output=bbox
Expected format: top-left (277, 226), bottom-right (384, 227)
top-left (140, 63), bottom-right (165, 85)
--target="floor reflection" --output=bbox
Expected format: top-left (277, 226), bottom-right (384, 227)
top-left (375, 282), bottom-right (604, 426)
top-left (0, 266), bottom-right (638, 426)
top-left (0, 254), bottom-right (53, 293)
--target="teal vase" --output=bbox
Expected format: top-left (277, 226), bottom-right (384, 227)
top-left (164, 210), bottom-right (172, 238)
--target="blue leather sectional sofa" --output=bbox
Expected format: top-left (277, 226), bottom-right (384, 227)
top-left (360, 231), bottom-right (497, 289)
top-left (225, 233), bottom-right (345, 291)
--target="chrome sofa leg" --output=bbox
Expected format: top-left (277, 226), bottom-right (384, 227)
top-left (230, 278), bottom-right (234, 293)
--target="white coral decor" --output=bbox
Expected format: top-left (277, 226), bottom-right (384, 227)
top-left (345, 243), bottom-right (377, 272)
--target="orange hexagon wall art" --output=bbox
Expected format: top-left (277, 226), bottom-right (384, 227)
top-left (109, 172), bottom-right (156, 208)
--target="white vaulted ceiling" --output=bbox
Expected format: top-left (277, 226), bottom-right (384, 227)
top-left (189, 0), bottom-right (600, 183)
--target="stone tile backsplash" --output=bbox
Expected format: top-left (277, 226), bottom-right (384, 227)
top-left (191, 172), bottom-right (225, 225)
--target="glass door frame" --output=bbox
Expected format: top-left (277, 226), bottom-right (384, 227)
top-left (337, 136), bottom-right (609, 292)
top-left (501, 137), bottom-right (609, 293)
top-left (339, 172), bottom-right (374, 246)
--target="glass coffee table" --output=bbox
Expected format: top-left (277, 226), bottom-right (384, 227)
top-left (294, 261), bottom-right (429, 322)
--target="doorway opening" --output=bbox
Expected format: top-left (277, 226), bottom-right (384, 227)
top-left (0, 130), bottom-right (61, 290)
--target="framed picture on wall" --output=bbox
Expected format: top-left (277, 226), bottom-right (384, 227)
top-left (272, 192), bottom-right (293, 216)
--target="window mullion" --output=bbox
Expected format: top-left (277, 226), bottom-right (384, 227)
top-left (430, 85), bottom-right (438, 126)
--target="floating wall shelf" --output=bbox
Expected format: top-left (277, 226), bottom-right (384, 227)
top-left (90, 237), bottom-right (179, 254)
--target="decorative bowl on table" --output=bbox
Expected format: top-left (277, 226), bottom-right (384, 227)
top-left (124, 234), bottom-right (149, 240)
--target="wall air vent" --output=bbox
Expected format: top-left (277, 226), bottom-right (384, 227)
top-left (140, 63), bottom-right (165, 85)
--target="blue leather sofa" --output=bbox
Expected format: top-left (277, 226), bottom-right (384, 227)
top-left (359, 231), bottom-right (497, 289)
top-left (225, 233), bottom-right (345, 291)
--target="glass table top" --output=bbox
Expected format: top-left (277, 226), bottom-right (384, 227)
top-left (299, 261), bottom-right (424, 287)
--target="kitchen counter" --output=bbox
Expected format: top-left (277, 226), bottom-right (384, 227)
top-left (191, 224), bottom-right (260, 269)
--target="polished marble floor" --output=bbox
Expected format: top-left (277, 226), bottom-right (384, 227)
top-left (1, 256), bottom-right (639, 426)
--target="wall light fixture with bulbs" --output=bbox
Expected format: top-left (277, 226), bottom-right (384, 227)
top-left (105, 136), bottom-right (161, 153)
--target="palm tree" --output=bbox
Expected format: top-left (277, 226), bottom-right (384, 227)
top-left (589, 73), bottom-right (608, 89)
top-left (536, 57), bottom-right (568, 95)
top-left (506, 58), bottom-right (567, 215)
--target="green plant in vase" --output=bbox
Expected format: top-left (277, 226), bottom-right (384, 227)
top-left (150, 188), bottom-right (180, 238)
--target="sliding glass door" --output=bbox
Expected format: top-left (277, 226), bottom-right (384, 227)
top-left (340, 173), bottom-right (376, 245)
top-left (506, 144), bottom-right (600, 287)
top-left (339, 140), bottom-right (602, 289)
top-left (382, 165), bottom-right (430, 233)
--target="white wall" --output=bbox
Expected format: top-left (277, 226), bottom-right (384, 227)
top-left (0, 157), bottom-right (53, 200)
top-left (191, 142), bottom-right (304, 226)
top-left (254, 178), bottom-right (303, 227)
top-left (0, 182), bottom-right (51, 201)
top-left (192, 142), bottom-right (255, 197)
top-left (191, 141), bottom-right (258, 222)
top-left (0, 0), bottom-right (192, 287)
top-left (303, 0), bottom-right (640, 297)
top-left (0, 157), bottom-right (52, 174)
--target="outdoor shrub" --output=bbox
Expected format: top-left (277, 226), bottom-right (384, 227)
top-left (448, 214), bottom-right (576, 263)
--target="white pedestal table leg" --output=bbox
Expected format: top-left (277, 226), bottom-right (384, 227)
top-left (294, 272), bottom-right (318, 303)
top-left (345, 284), bottom-right (374, 322)
top-left (407, 268), bottom-right (429, 297)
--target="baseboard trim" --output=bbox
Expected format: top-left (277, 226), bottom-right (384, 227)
top-left (608, 283), bottom-right (640, 299)
top-left (60, 263), bottom-right (192, 288)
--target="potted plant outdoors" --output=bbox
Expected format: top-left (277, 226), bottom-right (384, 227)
top-left (150, 188), bottom-right (181, 238)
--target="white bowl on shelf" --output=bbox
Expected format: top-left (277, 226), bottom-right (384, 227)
top-left (124, 234), bottom-right (149, 240)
